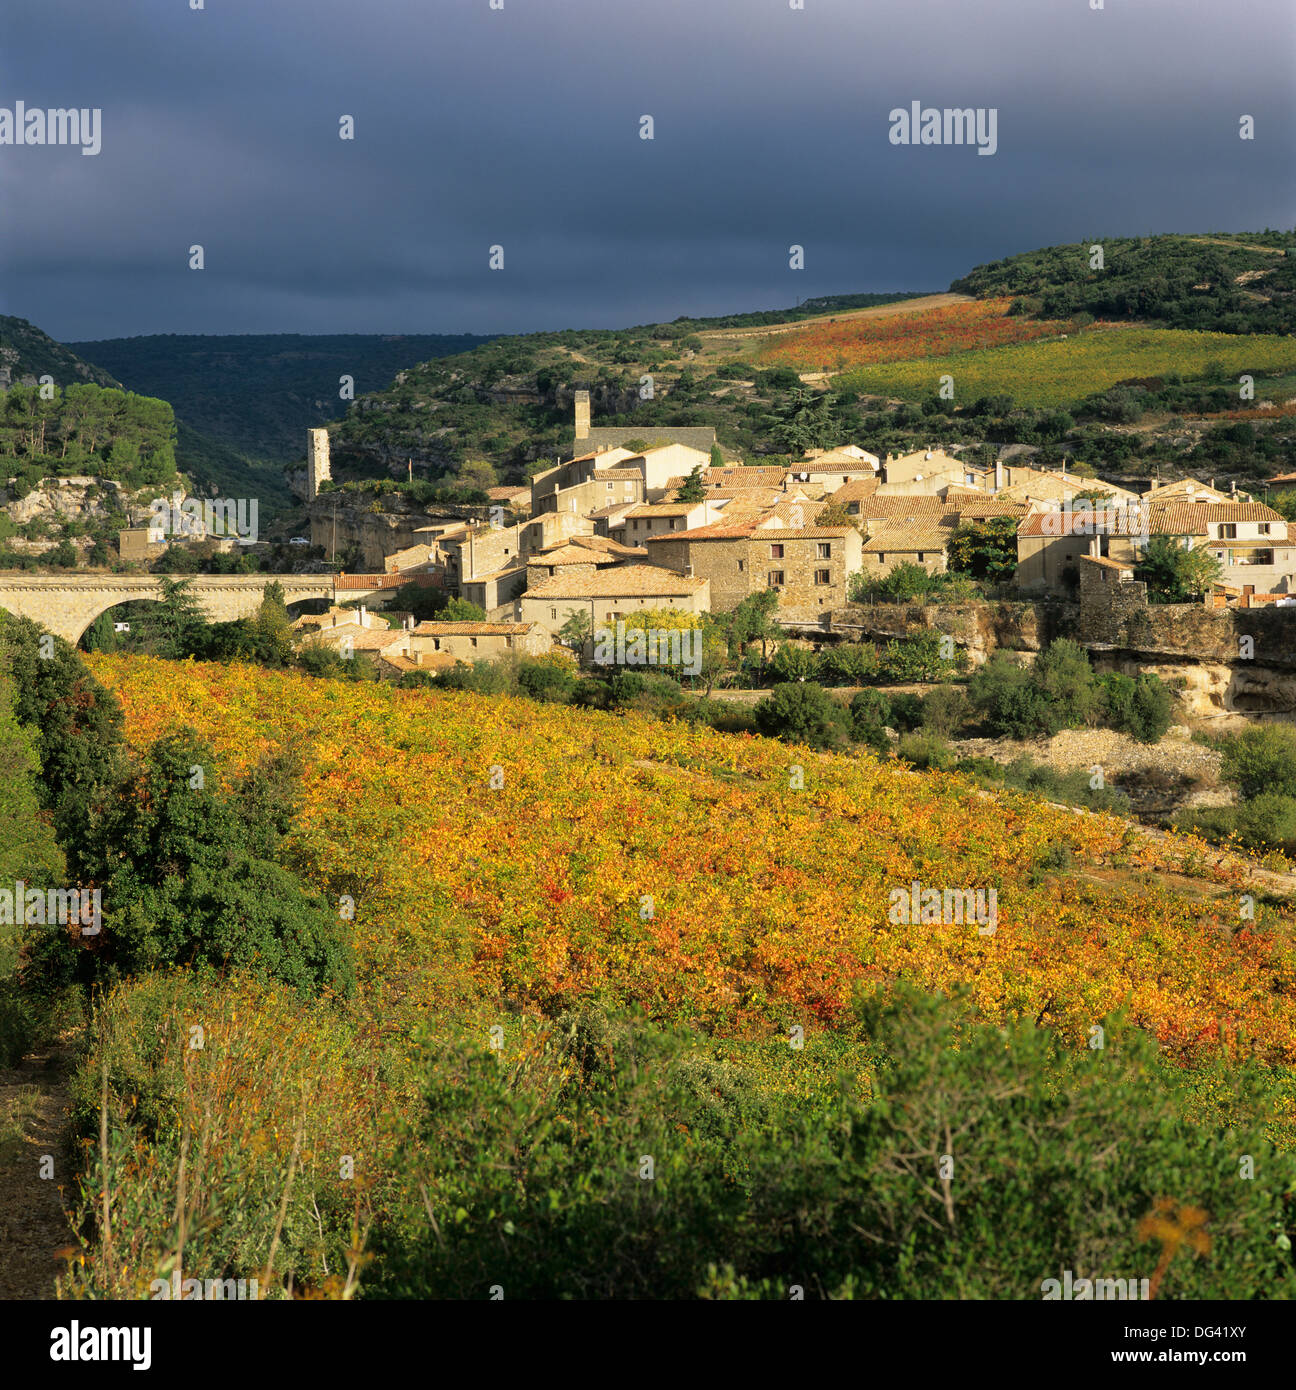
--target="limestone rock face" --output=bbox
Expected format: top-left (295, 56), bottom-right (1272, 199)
top-left (3, 478), bottom-right (133, 524)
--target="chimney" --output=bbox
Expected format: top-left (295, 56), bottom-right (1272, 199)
top-left (359, 604), bottom-right (367, 625)
top-left (574, 389), bottom-right (591, 440)
top-left (994, 458), bottom-right (1004, 492)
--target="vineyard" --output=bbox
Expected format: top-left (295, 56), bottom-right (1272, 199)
top-left (86, 656), bottom-right (1296, 1063)
top-left (837, 327), bottom-right (1296, 409)
top-left (756, 297), bottom-right (1079, 371)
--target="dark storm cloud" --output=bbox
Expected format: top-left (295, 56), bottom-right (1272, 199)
top-left (2, 0), bottom-right (1292, 338)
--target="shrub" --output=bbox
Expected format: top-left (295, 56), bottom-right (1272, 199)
top-left (1101, 672), bottom-right (1175, 744)
top-left (887, 692), bottom-right (924, 732)
top-left (1176, 794), bottom-right (1296, 857)
top-left (518, 658), bottom-right (576, 703)
top-left (754, 682), bottom-right (851, 750)
top-left (882, 631), bottom-right (962, 683)
top-left (896, 732), bottom-right (956, 771)
top-left (817, 642), bottom-right (881, 686)
top-left (1031, 639), bottom-right (1102, 728)
top-left (1218, 725), bottom-right (1296, 801)
top-left (920, 685), bottom-right (971, 738)
top-left (849, 687), bottom-right (891, 728)
top-left (768, 644), bottom-right (819, 683)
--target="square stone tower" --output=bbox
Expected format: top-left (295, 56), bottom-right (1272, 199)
top-left (574, 390), bottom-right (591, 442)
top-left (307, 428), bottom-right (332, 500)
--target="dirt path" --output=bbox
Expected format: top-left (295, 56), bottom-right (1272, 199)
top-left (0, 1040), bottom-right (77, 1300)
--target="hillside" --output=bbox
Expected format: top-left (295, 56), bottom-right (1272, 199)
top-left (87, 655), bottom-right (1296, 1059)
top-left (326, 237), bottom-right (1296, 492)
top-left (0, 314), bottom-right (119, 390)
top-left (951, 232), bottom-right (1296, 334)
top-left (22, 652), bottom-right (1284, 1301)
top-left (68, 332), bottom-right (499, 464)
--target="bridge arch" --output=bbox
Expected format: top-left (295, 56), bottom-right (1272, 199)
top-left (0, 575), bottom-right (338, 644)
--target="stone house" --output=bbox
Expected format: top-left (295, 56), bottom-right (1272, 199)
top-left (643, 517), bottom-right (861, 617)
top-left (518, 564), bottom-right (711, 635)
top-left (618, 499), bottom-right (724, 543)
top-left (858, 522), bottom-right (956, 578)
top-left (408, 620), bottom-right (551, 664)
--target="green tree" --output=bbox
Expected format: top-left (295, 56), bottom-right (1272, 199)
top-left (134, 577), bottom-right (208, 659)
top-left (440, 596), bottom-right (487, 622)
top-left (674, 465), bottom-right (707, 503)
top-left (947, 517), bottom-right (1020, 582)
top-left (1136, 537), bottom-right (1222, 604)
top-left (0, 614), bottom-right (126, 872)
top-left (56, 732), bottom-right (355, 999)
top-left (728, 589), bottom-right (781, 660)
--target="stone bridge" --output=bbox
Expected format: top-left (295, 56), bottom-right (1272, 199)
top-left (0, 574), bottom-right (342, 643)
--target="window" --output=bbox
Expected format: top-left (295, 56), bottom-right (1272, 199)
top-left (737, 559), bottom-right (745, 572)
top-left (917, 553), bottom-right (925, 563)
top-left (550, 608), bottom-right (557, 619)
top-left (768, 570), bottom-right (784, 588)
top-left (470, 638), bottom-right (478, 648)
top-left (817, 542), bottom-right (831, 559)
top-left (607, 482), bottom-right (614, 491)
top-left (1259, 522), bottom-right (1272, 535)
top-left (1219, 523), bottom-right (1238, 539)
top-left (770, 543), bottom-right (784, 559)
top-left (814, 569), bottom-right (830, 585)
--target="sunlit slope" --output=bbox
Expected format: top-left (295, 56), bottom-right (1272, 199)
top-left (88, 655), bottom-right (1296, 1060)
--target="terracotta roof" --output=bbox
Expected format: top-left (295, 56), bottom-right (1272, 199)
top-left (588, 502), bottom-right (639, 519)
top-left (625, 503), bottom-right (706, 517)
top-left (1203, 538), bottom-right (1290, 549)
top-left (851, 495), bottom-right (947, 516)
top-left (306, 624), bottom-right (409, 652)
top-left (1080, 554), bottom-right (1136, 572)
top-left (412, 621), bottom-right (537, 636)
top-left (1017, 510), bottom-right (1150, 538)
top-left (862, 526), bottom-right (953, 553)
top-left (702, 466), bottom-right (790, 487)
top-left (564, 534), bottom-right (645, 556)
top-left (643, 521), bottom-right (759, 542)
top-left (829, 478), bottom-right (883, 502)
top-left (753, 526), bottom-right (854, 540)
top-left (592, 468), bottom-right (643, 481)
top-left (525, 564), bottom-right (708, 598)
top-left (943, 498), bottom-right (1031, 517)
top-left (486, 486), bottom-right (530, 500)
top-left (526, 547), bottom-right (615, 567)
top-left (1149, 501), bottom-right (1285, 527)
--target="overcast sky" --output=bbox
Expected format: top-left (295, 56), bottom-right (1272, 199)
top-left (3, 0), bottom-right (1293, 340)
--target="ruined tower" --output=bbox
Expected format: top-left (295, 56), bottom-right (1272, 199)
top-left (307, 427), bottom-right (332, 501)
top-left (574, 389), bottom-right (591, 442)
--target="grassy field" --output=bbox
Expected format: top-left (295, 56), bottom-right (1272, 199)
top-left (837, 327), bottom-right (1296, 408)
